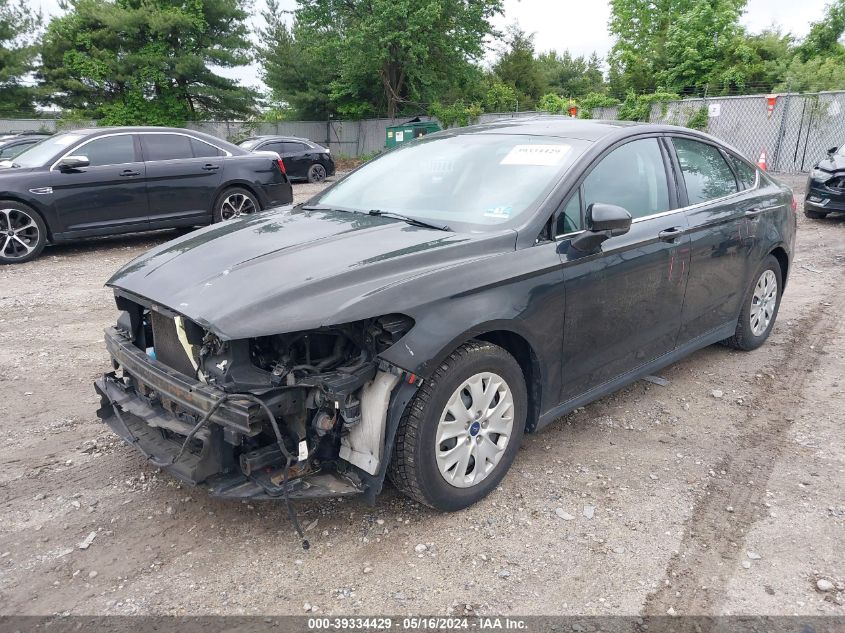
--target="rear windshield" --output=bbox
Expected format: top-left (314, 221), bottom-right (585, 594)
top-left (315, 133), bottom-right (590, 231)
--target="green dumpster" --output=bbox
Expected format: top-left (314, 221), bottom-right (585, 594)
top-left (385, 118), bottom-right (441, 149)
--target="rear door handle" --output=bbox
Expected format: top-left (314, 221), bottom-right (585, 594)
top-left (202, 164), bottom-right (220, 171)
top-left (744, 207), bottom-right (764, 217)
top-left (119, 169), bottom-right (140, 177)
top-left (658, 226), bottom-right (685, 242)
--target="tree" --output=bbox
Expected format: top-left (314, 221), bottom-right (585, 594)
top-left (276, 0), bottom-right (503, 119)
top-left (39, 0), bottom-right (257, 124)
top-left (537, 50), bottom-right (606, 98)
top-left (0, 0), bottom-right (41, 115)
top-left (608, 0), bottom-right (749, 96)
top-left (492, 25), bottom-right (544, 108)
top-left (796, 0), bottom-right (845, 62)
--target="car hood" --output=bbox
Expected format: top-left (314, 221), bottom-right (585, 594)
top-left (816, 154), bottom-right (845, 172)
top-left (108, 208), bottom-right (515, 339)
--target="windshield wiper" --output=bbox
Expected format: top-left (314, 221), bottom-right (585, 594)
top-left (367, 209), bottom-right (450, 231)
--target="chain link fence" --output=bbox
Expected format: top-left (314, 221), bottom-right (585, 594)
top-left (2, 91), bottom-right (843, 168)
top-left (592, 91), bottom-right (845, 172)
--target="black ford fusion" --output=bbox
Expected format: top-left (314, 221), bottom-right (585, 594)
top-left (805, 144), bottom-right (845, 218)
top-left (95, 119), bottom-right (796, 522)
top-left (0, 127), bottom-right (292, 264)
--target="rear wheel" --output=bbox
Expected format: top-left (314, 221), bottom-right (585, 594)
top-left (804, 208), bottom-right (828, 219)
top-left (723, 254), bottom-right (783, 351)
top-left (0, 201), bottom-right (47, 264)
top-left (307, 163), bottom-right (327, 183)
top-left (213, 187), bottom-right (259, 222)
top-left (388, 341), bottom-right (527, 511)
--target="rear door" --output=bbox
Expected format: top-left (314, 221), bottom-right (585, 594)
top-left (50, 133), bottom-right (149, 235)
top-left (140, 133), bottom-right (225, 227)
top-left (557, 136), bottom-right (691, 401)
top-left (667, 136), bottom-right (758, 341)
top-left (279, 141), bottom-right (313, 179)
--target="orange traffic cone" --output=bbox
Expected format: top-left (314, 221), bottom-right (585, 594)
top-left (757, 150), bottom-right (767, 171)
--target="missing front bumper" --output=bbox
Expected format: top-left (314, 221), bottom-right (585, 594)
top-left (94, 373), bottom-right (364, 501)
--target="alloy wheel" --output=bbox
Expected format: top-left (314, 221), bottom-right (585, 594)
top-left (750, 269), bottom-right (778, 336)
top-left (309, 164), bottom-right (327, 182)
top-left (220, 193), bottom-right (256, 220)
top-left (0, 208), bottom-right (40, 260)
top-left (435, 372), bottom-right (515, 488)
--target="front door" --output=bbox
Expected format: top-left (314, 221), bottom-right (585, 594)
top-left (558, 137), bottom-right (691, 402)
top-left (140, 133), bottom-right (224, 226)
top-left (50, 133), bottom-right (149, 236)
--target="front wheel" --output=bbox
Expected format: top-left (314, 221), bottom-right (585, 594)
top-left (213, 188), bottom-right (259, 222)
top-left (0, 201), bottom-right (47, 264)
top-left (388, 341), bottom-right (527, 511)
top-left (723, 254), bottom-right (783, 351)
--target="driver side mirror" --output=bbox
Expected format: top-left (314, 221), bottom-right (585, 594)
top-left (827, 146), bottom-right (839, 156)
top-left (57, 155), bottom-right (90, 170)
top-left (570, 203), bottom-right (632, 252)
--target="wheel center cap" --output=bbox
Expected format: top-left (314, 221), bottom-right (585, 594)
top-left (6, 230), bottom-right (12, 236)
top-left (469, 421), bottom-right (481, 436)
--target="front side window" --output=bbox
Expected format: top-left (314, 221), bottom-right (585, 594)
top-left (673, 138), bottom-right (738, 204)
top-left (78, 135), bottom-right (136, 167)
top-left (142, 134), bottom-right (193, 161)
top-left (314, 134), bottom-right (590, 231)
top-left (582, 138), bottom-right (670, 220)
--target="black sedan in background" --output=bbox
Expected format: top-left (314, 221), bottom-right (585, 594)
top-left (95, 119), bottom-right (796, 514)
top-left (0, 132), bottom-right (52, 160)
top-left (805, 144), bottom-right (845, 218)
top-left (0, 127), bottom-right (292, 264)
top-left (238, 135), bottom-right (335, 183)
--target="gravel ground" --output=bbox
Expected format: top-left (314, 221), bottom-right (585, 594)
top-left (0, 173), bottom-right (843, 617)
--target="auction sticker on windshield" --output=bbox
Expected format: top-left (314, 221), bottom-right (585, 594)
top-left (500, 144), bottom-right (571, 166)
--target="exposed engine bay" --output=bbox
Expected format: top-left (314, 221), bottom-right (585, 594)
top-left (94, 289), bottom-right (419, 528)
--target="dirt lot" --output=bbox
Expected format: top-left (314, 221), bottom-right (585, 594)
top-left (0, 173), bottom-right (843, 617)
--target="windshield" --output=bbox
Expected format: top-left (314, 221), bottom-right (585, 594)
top-left (315, 133), bottom-right (589, 230)
top-left (9, 133), bottom-right (85, 168)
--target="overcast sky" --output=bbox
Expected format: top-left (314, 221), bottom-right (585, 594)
top-left (33, 0), bottom-right (832, 90)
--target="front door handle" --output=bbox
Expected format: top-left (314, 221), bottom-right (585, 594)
top-left (658, 226), bottom-right (685, 242)
top-left (119, 169), bottom-right (140, 177)
top-left (202, 164), bottom-right (220, 171)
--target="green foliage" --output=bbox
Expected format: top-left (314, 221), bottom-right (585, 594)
top-left (577, 93), bottom-right (620, 119)
top-left (430, 100), bottom-right (482, 128)
top-left (796, 0), bottom-right (845, 62)
top-left (483, 80), bottom-right (518, 113)
top-left (0, 0), bottom-right (41, 115)
top-left (537, 93), bottom-right (567, 114)
top-left (686, 105), bottom-right (709, 130)
top-left (778, 55), bottom-right (845, 92)
top-left (491, 25), bottom-right (545, 109)
top-left (38, 0), bottom-right (257, 124)
top-left (617, 90), bottom-right (679, 122)
top-left (537, 50), bottom-right (605, 98)
top-left (270, 0), bottom-right (504, 120)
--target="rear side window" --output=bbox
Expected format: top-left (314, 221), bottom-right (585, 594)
top-left (582, 138), bottom-right (670, 220)
top-left (282, 142), bottom-right (307, 153)
top-left (191, 138), bottom-right (223, 158)
top-left (726, 154), bottom-right (757, 190)
top-left (78, 135), bottom-right (136, 167)
top-left (142, 134), bottom-right (193, 161)
top-left (673, 138), bottom-right (738, 204)
top-left (261, 142), bottom-right (286, 155)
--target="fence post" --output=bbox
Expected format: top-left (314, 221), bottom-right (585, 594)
top-left (771, 92), bottom-right (791, 173)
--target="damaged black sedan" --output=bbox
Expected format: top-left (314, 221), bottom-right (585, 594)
top-left (96, 119), bottom-right (796, 523)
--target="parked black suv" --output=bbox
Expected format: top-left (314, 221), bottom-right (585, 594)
top-left (0, 127), bottom-right (292, 264)
top-left (805, 144), bottom-right (845, 218)
top-left (238, 136), bottom-right (335, 183)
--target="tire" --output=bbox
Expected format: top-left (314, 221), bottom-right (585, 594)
top-left (388, 341), bottom-right (527, 511)
top-left (722, 254), bottom-right (783, 351)
top-left (804, 208), bottom-right (828, 219)
top-left (212, 187), bottom-right (260, 222)
top-left (307, 163), bottom-right (327, 183)
top-left (0, 200), bottom-right (47, 264)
